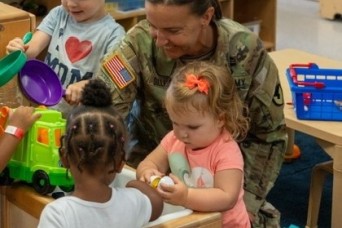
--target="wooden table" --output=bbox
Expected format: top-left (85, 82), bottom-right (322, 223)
top-left (269, 49), bottom-right (342, 228)
top-left (0, 167), bottom-right (221, 228)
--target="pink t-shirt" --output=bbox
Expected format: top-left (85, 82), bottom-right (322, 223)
top-left (161, 130), bottom-right (250, 228)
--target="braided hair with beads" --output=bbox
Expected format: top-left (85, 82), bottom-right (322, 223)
top-left (60, 79), bottom-right (127, 175)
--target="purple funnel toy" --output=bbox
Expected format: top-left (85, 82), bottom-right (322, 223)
top-left (18, 59), bottom-right (64, 106)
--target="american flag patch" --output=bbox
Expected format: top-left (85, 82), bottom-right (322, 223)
top-left (103, 54), bottom-right (135, 89)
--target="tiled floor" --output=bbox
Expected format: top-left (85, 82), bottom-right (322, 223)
top-left (277, 0), bottom-right (342, 61)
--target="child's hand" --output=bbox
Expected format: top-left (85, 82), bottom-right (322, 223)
top-left (138, 168), bottom-right (164, 183)
top-left (157, 173), bottom-right (188, 207)
top-left (65, 80), bottom-right (89, 105)
top-left (6, 38), bottom-right (27, 54)
top-left (8, 106), bottom-right (41, 133)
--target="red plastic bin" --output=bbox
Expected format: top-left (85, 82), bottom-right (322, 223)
top-left (286, 63), bottom-right (342, 121)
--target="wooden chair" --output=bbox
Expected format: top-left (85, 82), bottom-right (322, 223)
top-left (305, 161), bottom-right (333, 228)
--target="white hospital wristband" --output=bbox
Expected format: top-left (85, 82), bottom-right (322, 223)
top-left (4, 125), bottom-right (24, 140)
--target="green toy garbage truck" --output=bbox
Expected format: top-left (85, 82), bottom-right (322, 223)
top-left (0, 106), bottom-right (74, 195)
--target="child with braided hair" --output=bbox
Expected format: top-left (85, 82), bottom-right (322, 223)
top-left (38, 79), bottom-right (163, 228)
top-left (137, 61), bottom-right (251, 227)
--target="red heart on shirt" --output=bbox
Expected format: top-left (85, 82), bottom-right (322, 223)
top-left (65, 37), bottom-right (92, 63)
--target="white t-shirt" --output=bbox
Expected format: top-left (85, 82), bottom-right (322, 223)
top-left (38, 187), bottom-right (152, 228)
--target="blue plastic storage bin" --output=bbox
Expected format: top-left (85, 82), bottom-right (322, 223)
top-left (286, 63), bottom-right (342, 121)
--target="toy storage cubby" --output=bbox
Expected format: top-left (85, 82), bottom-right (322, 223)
top-left (0, 3), bottom-right (36, 110)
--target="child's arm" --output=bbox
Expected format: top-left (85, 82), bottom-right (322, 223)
top-left (6, 30), bottom-right (50, 59)
top-left (126, 180), bottom-right (164, 221)
top-left (64, 80), bottom-right (90, 105)
top-left (136, 144), bottom-right (169, 182)
top-left (0, 107), bottom-right (41, 171)
top-left (159, 169), bottom-right (243, 212)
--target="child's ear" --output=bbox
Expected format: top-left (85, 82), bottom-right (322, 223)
top-left (217, 113), bottom-right (225, 128)
top-left (61, 156), bottom-right (70, 168)
top-left (60, 149), bottom-right (70, 168)
top-left (117, 161), bottom-right (125, 173)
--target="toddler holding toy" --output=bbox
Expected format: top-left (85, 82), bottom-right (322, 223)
top-left (137, 61), bottom-right (251, 227)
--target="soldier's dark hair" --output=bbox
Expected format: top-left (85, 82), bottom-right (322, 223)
top-left (146, 0), bottom-right (222, 20)
top-left (61, 79), bottom-right (127, 175)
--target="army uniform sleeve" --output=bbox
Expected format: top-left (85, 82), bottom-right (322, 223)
top-left (95, 36), bottom-right (140, 120)
top-left (228, 32), bottom-right (287, 216)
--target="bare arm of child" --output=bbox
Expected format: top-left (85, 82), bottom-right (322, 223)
top-left (6, 30), bottom-right (51, 59)
top-left (159, 169), bottom-right (243, 212)
top-left (136, 144), bottom-right (170, 182)
top-left (0, 107), bottom-right (41, 171)
top-left (126, 180), bottom-right (164, 221)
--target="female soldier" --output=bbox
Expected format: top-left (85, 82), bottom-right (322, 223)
top-left (67, 1), bottom-right (287, 227)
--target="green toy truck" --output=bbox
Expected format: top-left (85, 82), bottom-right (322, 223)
top-left (0, 106), bottom-right (74, 195)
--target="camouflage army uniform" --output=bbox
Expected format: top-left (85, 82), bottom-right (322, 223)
top-left (97, 18), bottom-right (287, 228)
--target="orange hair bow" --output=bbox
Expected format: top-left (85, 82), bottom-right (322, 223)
top-left (184, 74), bottom-right (210, 95)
